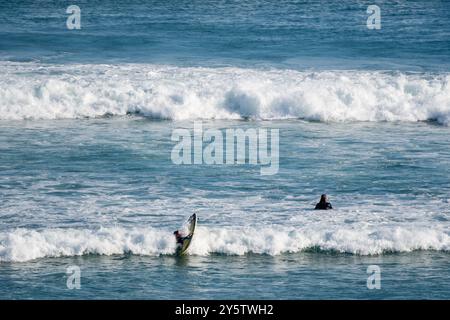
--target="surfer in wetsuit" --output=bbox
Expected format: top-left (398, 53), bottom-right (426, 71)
top-left (173, 214), bottom-right (196, 255)
top-left (315, 194), bottom-right (333, 210)
top-left (173, 230), bottom-right (184, 245)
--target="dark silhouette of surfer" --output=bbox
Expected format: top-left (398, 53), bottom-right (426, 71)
top-left (173, 230), bottom-right (185, 245)
top-left (315, 194), bottom-right (333, 210)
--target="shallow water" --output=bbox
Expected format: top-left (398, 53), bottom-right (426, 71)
top-left (1, 251), bottom-right (449, 299)
top-left (1, 119), bottom-right (449, 261)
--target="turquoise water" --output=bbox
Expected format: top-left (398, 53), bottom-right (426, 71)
top-left (1, 252), bottom-right (449, 299)
top-left (1, 0), bottom-right (450, 70)
top-left (1, 119), bottom-right (449, 299)
top-left (1, 0), bottom-right (450, 299)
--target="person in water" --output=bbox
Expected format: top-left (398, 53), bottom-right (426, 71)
top-left (315, 194), bottom-right (333, 210)
top-left (173, 230), bottom-right (184, 245)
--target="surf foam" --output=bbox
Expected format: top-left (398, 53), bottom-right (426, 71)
top-left (1, 62), bottom-right (450, 125)
top-left (1, 226), bottom-right (449, 262)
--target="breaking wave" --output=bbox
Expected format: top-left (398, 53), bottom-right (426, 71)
top-left (1, 62), bottom-right (450, 125)
top-left (1, 226), bottom-right (449, 262)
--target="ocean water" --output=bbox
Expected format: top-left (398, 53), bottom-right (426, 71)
top-left (1, 0), bottom-right (450, 299)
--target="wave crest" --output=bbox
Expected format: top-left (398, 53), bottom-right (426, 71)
top-left (1, 226), bottom-right (449, 262)
top-left (1, 63), bottom-right (450, 124)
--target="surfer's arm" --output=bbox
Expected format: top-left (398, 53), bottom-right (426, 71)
top-left (182, 234), bottom-right (192, 241)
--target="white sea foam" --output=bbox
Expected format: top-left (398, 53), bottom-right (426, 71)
top-left (1, 62), bottom-right (450, 124)
top-left (1, 226), bottom-right (449, 262)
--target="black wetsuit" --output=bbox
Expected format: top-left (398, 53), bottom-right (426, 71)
top-left (175, 234), bottom-right (184, 245)
top-left (315, 202), bottom-right (333, 210)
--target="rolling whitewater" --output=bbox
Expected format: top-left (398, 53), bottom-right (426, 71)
top-left (1, 0), bottom-right (450, 299)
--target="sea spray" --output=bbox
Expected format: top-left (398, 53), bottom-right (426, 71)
top-left (1, 226), bottom-right (449, 262)
top-left (1, 63), bottom-right (450, 125)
